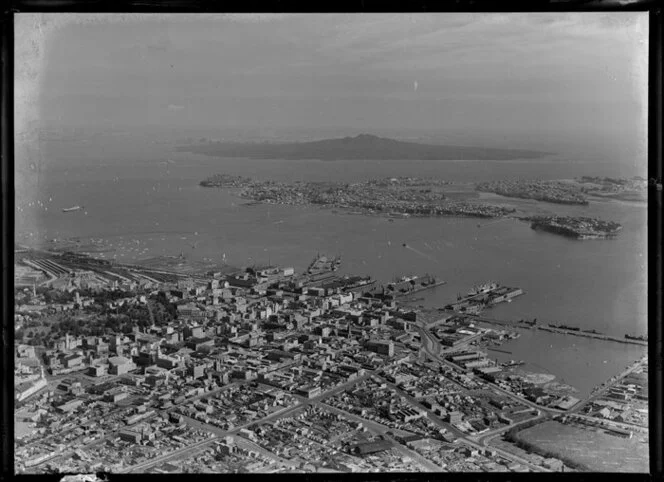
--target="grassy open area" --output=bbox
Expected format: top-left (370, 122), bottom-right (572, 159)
top-left (515, 421), bottom-right (648, 472)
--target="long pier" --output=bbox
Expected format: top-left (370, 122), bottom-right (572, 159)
top-left (468, 314), bottom-right (647, 347)
top-left (537, 326), bottom-right (647, 346)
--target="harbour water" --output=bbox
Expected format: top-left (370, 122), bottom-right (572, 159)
top-left (475, 324), bottom-right (646, 399)
top-left (15, 136), bottom-right (648, 396)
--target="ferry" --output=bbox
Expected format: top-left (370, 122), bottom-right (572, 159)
top-left (62, 206), bottom-right (83, 213)
top-left (468, 281), bottom-right (498, 296)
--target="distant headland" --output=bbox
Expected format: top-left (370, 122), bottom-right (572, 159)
top-left (477, 177), bottom-right (647, 205)
top-left (199, 174), bottom-right (513, 218)
top-left (177, 134), bottom-right (549, 161)
top-left (199, 174), bottom-right (624, 239)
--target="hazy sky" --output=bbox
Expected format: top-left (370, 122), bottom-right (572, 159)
top-left (17, 13), bottom-right (648, 152)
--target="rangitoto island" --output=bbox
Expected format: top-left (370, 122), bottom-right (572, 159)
top-left (526, 216), bottom-right (623, 240)
top-left (180, 134), bottom-right (549, 161)
top-left (201, 174), bottom-right (515, 218)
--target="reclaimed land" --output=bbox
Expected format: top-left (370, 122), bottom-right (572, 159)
top-left (510, 420), bottom-right (648, 472)
top-left (178, 133), bottom-right (548, 161)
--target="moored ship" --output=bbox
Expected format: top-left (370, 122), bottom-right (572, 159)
top-left (548, 323), bottom-right (580, 331)
top-left (468, 281), bottom-right (498, 296)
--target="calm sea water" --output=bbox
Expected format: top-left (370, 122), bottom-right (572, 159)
top-left (15, 137), bottom-right (648, 396)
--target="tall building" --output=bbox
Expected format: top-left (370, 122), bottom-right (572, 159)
top-left (366, 340), bottom-right (394, 357)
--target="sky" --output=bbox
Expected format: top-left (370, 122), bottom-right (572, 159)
top-left (16, 13), bottom-right (648, 157)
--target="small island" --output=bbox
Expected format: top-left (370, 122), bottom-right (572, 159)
top-left (526, 216), bottom-right (623, 240)
top-left (201, 174), bottom-right (515, 218)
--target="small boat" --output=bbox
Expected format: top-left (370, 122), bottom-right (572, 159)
top-left (62, 205), bottom-right (83, 212)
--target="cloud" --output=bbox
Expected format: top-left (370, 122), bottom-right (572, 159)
top-left (313, 13), bottom-right (646, 72)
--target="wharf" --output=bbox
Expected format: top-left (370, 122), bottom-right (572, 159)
top-left (465, 314), bottom-right (515, 328)
top-left (343, 280), bottom-right (378, 293)
top-left (306, 254), bottom-right (341, 275)
top-left (393, 280), bottom-right (447, 298)
top-left (537, 326), bottom-right (647, 346)
top-left (445, 285), bottom-right (523, 312)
